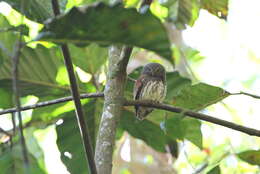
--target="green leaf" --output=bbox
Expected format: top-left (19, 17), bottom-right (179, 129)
top-left (0, 45), bottom-right (71, 98)
top-left (56, 113), bottom-right (89, 174)
top-left (165, 71), bottom-right (191, 101)
top-left (56, 99), bottom-right (102, 174)
top-left (166, 82), bottom-right (229, 149)
top-left (37, 2), bottom-right (172, 61)
top-left (0, 144), bottom-right (46, 174)
top-left (119, 110), bottom-right (167, 152)
top-left (0, 88), bottom-right (12, 108)
top-left (207, 165), bottom-right (221, 174)
top-left (182, 117), bottom-right (202, 147)
top-left (201, 0), bottom-right (228, 19)
top-left (69, 44), bottom-right (108, 74)
top-left (0, 15), bottom-right (104, 119)
top-left (167, 0), bottom-right (200, 29)
top-left (237, 150), bottom-right (260, 166)
top-left (173, 83), bottom-right (230, 111)
top-left (166, 115), bottom-right (202, 148)
top-left (0, 15), bottom-right (18, 56)
top-left (0, 14), bottom-right (106, 118)
top-left (3, 0), bottom-right (68, 23)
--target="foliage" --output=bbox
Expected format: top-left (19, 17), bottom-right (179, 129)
top-left (36, 2), bottom-right (173, 62)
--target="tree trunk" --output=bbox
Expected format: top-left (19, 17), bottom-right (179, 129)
top-left (95, 46), bottom-right (132, 174)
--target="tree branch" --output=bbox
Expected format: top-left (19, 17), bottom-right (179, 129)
top-left (124, 100), bottom-right (260, 137)
top-left (1, 92), bottom-right (260, 137)
top-left (0, 93), bottom-right (104, 115)
top-left (51, 0), bottom-right (97, 173)
top-left (95, 46), bottom-right (132, 174)
top-left (0, 127), bottom-right (12, 137)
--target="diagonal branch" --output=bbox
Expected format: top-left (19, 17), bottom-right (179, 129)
top-left (124, 100), bottom-right (260, 137)
top-left (51, 0), bottom-right (97, 173)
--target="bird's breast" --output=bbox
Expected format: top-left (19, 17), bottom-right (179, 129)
top-left (140, 80), bottom-right (166, 102)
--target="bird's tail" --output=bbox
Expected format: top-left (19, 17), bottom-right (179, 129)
top-left (136, 107), bottom-right (153, 120)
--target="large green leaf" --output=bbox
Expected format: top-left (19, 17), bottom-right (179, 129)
top-left (172, 83), bottom-right (230, 111)
top-left (69, 44), bottom-right (108, 74)
top-left (0, 14), bottom-right (106, 119)
top-left (237, 150), bottom-right (260, 166)
top-left (55, 99), bottom-right (102, 174)
top-left (3, 0), bottom-right (67, 23)
top-left (0, 15), bottom-right (70, 100)
top-left (165, 114), bottom-right (202, 148)
top-left (56, 115), bottom-right (89, 174)
top-left (0, 45), bottom-right (71, 98)
top-left (167, 0), bottom-right (200, 29)
top-left (119, 110), bottom-right (167, 152)
top-left (36, 2), bottom-right (172, 61)
top-left (201, 0), bottom-right (228, 19)
top-left (166, 82), bottom-right (230, 149)
top-left (165, 71), bottom-right (192, 101)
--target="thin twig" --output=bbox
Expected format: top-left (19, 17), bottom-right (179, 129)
top-left (0, 93), bottom-right (104, 115)
top-left (192, 163), bottom-right (208, 174)
top-left (231, 91), bottom-right (260, 99)
top-left (11, 0), bottom-right (29, 168)
top-left (51, 0), bottom-right (97, 173)
top-left (11, 112), bottom-right (16, 135)
top-left (0, 127), bottom-right (12, 137)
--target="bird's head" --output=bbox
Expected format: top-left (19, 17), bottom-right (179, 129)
top-left (142, 63), bottom-right (166, 82)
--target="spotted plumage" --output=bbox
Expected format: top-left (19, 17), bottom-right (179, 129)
top-left (133, 63), bottom-right (167, 120)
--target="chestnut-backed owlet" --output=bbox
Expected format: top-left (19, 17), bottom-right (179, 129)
top-left (133, 63), bottom-right (167, 120)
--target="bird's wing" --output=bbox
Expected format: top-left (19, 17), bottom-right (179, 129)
top-left (133, 76), bottom-right (145, 117)
top-left (133, 76), bottom-right (143, 100)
